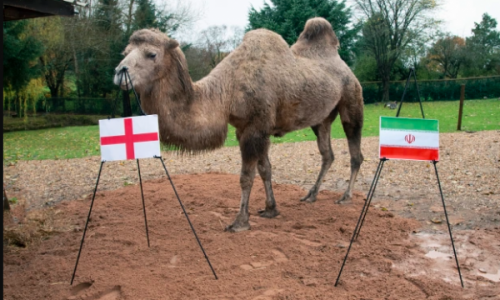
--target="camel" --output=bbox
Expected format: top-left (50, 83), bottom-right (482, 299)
top-left (113, 17), bottom-right (364, 232)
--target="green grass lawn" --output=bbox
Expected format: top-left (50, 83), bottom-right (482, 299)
top-left (3, 99), bottom-right (499, 163)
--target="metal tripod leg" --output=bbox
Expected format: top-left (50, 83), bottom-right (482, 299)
top-left (396, 68), bottom-right (425, 119)
top-left (335, 158), bottom-right (386, 286)
top-left (355, 159), bottom-right (387, 240)
top-left (433, 161), bottom-right (464, 287)
top-left (71, 161), bottom-right (105, 285)
top-left (155, 156), bottom-right (218, 280)
top-left (137, 159), bottom-right (150, 247)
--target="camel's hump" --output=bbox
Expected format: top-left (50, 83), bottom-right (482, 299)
top-left (241, 28), bottom-right (289, 50)
top-left (296, 17), bottom-right (339, 48)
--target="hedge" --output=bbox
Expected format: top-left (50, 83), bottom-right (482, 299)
top-left (361, 76), bottom-right (500, 104)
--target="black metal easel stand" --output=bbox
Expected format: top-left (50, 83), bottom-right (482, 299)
top-left (395, 67), bottom-right (426, 119)
top-left (71, 157), bottom-right (218, 284)
top-left (334, 159), bottom-right (463, 287)
top-left (71, 69), bottom-right (217, 284)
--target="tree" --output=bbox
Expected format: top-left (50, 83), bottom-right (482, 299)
top-left (463, 13), bottom-right (500, 76)
top-left (3, 21), bottom-right (44, 92)
top-left (184, 26), bottom-right (244, 81)
top-left (353, 54), bottom-right (378, 81)
top-left (198, 25), bottom-right (243, 68)
top-left (426, 34), bottom-right (465, 78)
top-left (247, 0), bottom-right (361, 65)
top-left (131, 0), bottom-right (193, 34)
top-left (355, 0), bottom-right (441, 101)
top-left (132, 0), bottom-right (158, 31)
top-left (3, 20), bottom-right (44, 116)
top-left (93, 0), bottom-right (124, 95)
top-left (26, 17), bottom-right (72, 101)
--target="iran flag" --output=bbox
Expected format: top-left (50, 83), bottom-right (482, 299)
top-left (99, 115), bottom-right (161, 162)
top-left (379, 116), bottom-right (439, 161)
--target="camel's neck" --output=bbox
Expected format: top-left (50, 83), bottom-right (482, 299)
top-left (140, 60), bottom-right (232, 151)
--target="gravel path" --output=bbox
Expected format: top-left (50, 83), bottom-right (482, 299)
top-left (4, 130), bottom-right (500, 230)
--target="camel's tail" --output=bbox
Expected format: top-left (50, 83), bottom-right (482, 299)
top-left (297, 17), bottom-right (339, 49)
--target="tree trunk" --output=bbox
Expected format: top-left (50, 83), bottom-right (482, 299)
top-left (72, 42), bottom-right (81, 100)
top-left (16, 93), bottom-right (21, 118)
top-left (381, 76), bottom-right (390, 102)
top-left (50, 86), bottom-right (59, 98)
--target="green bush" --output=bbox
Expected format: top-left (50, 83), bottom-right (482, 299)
top-left (3, 114), bottom-right (106, 132)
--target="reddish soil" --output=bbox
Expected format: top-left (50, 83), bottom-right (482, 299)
top-left (3, 173), bottom-right (500, 300)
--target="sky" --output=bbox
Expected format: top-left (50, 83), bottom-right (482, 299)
top-left (184, 0), bottom-right (500, 39)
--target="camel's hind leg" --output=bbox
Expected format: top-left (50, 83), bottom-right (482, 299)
top-left (257, 154), bottom-right (279, 218)
top-left (301, 110), bottom-right (338, 203)
top-left (337, 104), bottom-right (364, 204)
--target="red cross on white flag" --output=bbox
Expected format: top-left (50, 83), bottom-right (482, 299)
top-left (99, 115), bottom-right (161, 162)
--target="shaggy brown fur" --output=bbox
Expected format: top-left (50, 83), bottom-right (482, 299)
top-left (114, 17), bottom-right (364, 232)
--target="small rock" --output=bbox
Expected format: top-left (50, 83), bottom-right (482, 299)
top-left (250, 261), bottom-right (272, 269)
top-left (336, 243), bottom-right (347, 248)
top-left (240, 264), bottom-right (253, 271)
top-left (479, 268), bottom-right (487, 273)
top-left (301, 278), bottom-right (318, 287)
top-left (431, 217), bottom-right (442, 224)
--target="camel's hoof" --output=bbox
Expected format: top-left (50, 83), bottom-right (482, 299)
top-left (336, 193), bottom-right (352, 204)
top-left (258, 208), bottom-right (280, 218)
top-left (300, 191), bottom-right (317, 203)
top-left (225, 222), bottom-right (251, 233)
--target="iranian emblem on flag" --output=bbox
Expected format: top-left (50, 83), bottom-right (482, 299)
top-left (99, 115), bottom-right (161, 162)
top-left (379, 116), bottom-right (439, 161)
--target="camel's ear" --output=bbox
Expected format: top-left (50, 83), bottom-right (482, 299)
top-left (166, 39), bottom-right (179, 50)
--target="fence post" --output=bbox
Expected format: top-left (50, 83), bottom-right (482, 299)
top-left (457, 85), bottom-right (465, 131)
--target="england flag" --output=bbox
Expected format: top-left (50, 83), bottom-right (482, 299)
top-left (99, 115), bottom-right (161, 162)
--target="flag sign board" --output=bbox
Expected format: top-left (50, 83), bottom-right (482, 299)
top-left (379, 116), bottom-right (439, 161)
top-left (99, 115), bottom-right (160, 162)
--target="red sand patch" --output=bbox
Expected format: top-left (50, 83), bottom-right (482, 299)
top-left (3, 173), bottom-right (499, 299)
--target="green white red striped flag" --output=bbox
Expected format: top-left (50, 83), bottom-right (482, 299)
top-left (379, 117), bottom-right (439, 161)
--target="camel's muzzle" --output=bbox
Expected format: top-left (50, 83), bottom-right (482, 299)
top-left (113, 66), bottom-right (133, 90)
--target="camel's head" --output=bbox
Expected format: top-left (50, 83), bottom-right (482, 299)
top-left (114, 28), bottom-right (180, 93)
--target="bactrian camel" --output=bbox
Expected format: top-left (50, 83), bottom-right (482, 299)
top-left (114, 17), bottom-right (364, 232)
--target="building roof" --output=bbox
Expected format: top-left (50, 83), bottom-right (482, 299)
top-left (3, 0), bottom-right (76, 21)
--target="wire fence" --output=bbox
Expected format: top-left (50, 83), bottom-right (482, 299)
top-left (38, 95), bottom-right (143, 116)
top-left (360, 75), bottom-right (500, 104)
top-left (3, 76), bottom-right (500, 116)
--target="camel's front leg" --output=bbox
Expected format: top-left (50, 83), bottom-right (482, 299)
top-left (225, 159), bottom-right (257, 232)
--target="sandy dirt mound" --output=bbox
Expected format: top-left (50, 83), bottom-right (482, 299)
top-left (3, 173), bottom-right (499, 300)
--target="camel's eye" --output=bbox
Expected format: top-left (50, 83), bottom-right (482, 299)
top-left (147, 52), bottom-right (157, 59)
